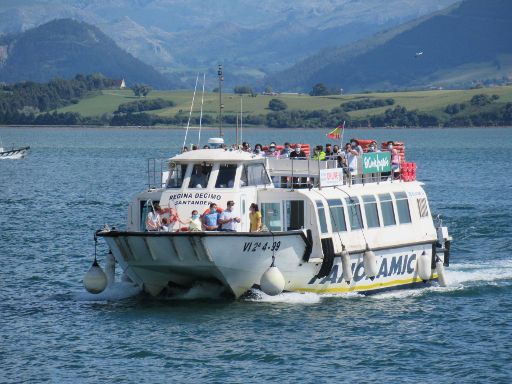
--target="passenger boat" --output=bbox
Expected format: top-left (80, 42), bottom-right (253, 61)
top-left (0, 144), bottom-right (30, 159)
top-left (94, 138), bottom-right (452, 298)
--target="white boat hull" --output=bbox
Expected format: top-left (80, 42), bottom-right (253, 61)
top-left (0, 146), bottom-right (30, 159)
top-left (99, 230), bottom-right (441, 298)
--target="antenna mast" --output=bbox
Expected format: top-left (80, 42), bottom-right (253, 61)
top-left (218, 64), bottom-right (224, 137)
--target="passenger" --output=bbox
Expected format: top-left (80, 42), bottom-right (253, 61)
top-left (190, 164), bottom-right (208, 188)
top-left (280, 142), bottom-right (292, 158)
top-left (188, 210), bottom-right (202, 232)
top-left (350, 139), bottom-right (364, 156)
top-left (312, 145), bottom-right (326, 161)
top-left (343, 142), bottom-right (359, 176)
top-left (266, 142), bottom-right (280, 158)
top-left (161, 217), bottom-right (170, 231)
top-left (332, 144), bottom-right (340, 156)
top-left (254, 143), bottom-right (264, 156)
top-left (249, 203), bottom-right (262, 232)
top-left (387, 141), bottom-right (400, 178)
top-left (242, 142), bottom-right (251, 152)
top-left (192, 145), bottom-right (198, 150)
top-left (218, 200), bottom-right (241, 232)
top-left (367, 141), bottom-right (380, 153)
top-left (325, 143), bottom-right (333, 158)
top-left (290, 144), bottom-right (306, 159)
top-left (145, 203), bottom-right (162, 231)
top-left (203, 203), bottom-right (220, 231)
top-left (203, 144), bottom-right (210, 149)
top-left (181, 146), bottom-right (189, 153)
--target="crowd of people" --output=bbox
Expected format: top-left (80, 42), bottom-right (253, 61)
top-left (145, 201), bottom-right (263, 233)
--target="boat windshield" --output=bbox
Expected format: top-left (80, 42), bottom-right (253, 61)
top-left (188, 163), bottom-right (213, 189)
top-left (167, 163), bottom-right (186, 188)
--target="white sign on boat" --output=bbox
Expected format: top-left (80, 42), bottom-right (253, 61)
top-left (319, 168), bottom-right (344, 187)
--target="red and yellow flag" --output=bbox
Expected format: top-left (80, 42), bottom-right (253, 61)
top-left (327, 121), bottom-right (344, 139)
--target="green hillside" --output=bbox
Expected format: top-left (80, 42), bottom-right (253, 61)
top-left (58, 86), bottom-right (512, 125)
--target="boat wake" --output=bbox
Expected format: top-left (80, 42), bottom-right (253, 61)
top-left (244, 288), bottom-right (322, 304)
top-left (75, 282), bottom-right (142, 302)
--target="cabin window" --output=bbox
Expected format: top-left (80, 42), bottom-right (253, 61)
top-left (167, 163), bottom-right (186, 188)
top-left (215, 164), bottom-right (237, 188)
top-left (316, 200), bottom-right (329, 234)
top-left (285, 200), bottom-right (304, 230)
top-left (378, 193), bottom-right (396, 226)
top-left (188, 163), bottom-right (212, 189)
top-left (241, 163), bottom-right (271, 187)
top-left (362, 195), bottom-right (380, 228)
top-left (345, 197), bottom-right (363, 230)
top-left (417, 197), bottom-right (429, 218)
top-left (327, 199), bottom-right (347, 232)
top-left (394, 192), bottom-right (412, 224)
top-left (261, 203), bottom-right (282, 231)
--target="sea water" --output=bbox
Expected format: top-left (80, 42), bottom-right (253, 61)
top-left (1, 127), bottom-right (511, 383)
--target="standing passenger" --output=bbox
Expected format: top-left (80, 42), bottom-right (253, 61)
top-left (219, 201), bottom-right (240, 232)
top-left (249, 203), bottom-right (262, 232)
top-left (188, 210), bottom-right (202, 231)
top-left (145, 203), bottom-right (162, 231)
top-left (280, 142), bottom-right (292, 158)
top-left (203, 203), bottom-right (220, 231)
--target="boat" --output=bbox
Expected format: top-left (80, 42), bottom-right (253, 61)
top-left (93, 140), bottom-right (452, 298)
top-left (0, 142), bottom-right (30, 159)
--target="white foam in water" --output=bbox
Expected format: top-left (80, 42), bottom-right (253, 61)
top-left (446, 259), bottom-right (512, 286)
top-left (245, 288), bottom-right (321, 304)
top-left (76, 282), bottom-right (142, 301)
top-left (168, 282), bottom-right (226, 300)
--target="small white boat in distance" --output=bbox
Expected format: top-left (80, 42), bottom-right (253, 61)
top-left (0, 144), bottom-right (30, 159)
top-left (95, 138), bottom-right (452, 299)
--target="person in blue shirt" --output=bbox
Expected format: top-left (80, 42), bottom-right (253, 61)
top-left (203, 203), bottom-right (220, 231)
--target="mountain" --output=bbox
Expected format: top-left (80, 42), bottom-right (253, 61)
top-left (0, 0), bottom-right (457, 87)
top-left (0, 19), bottom-right (179, 88)
top-left (268, 0), bottom-right (512, 92)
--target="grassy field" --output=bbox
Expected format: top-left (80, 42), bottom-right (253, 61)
top-left (57, 85), bottom-right (512, 119)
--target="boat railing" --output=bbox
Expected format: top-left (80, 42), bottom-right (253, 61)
top-left (147, 158), bottom-right (169, 189)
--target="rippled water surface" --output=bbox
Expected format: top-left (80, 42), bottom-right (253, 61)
top-left (1, 127), bottom-right (511, 383)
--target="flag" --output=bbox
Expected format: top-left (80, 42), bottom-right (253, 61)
top-left (327, 121), bottom-right (344, 139)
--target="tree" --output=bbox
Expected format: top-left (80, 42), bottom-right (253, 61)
top-left (264, 86), bottom-right (273, 94)
top-left (234, 85), bottom-right (253, 95)
top-left (309, 83), bottom-right (329, 96)
top-left (268, 98), bottom-right (287, 111)
top-left (132, 84), bottom-right (151, 97)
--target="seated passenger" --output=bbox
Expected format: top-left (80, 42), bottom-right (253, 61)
top-left (249, 203), bottom-right (262, 232)
top-left (242, 142), bottom-right (251, 152)
top-left (280, 142), bottom-right (292, 158)
top-left (203, 203), bottom-right (220, 231)
top-left (253, 143), bottom-right (264, 156)
top-left (188, 210), bottom-right (202, 231)
top-left (312, 145), bottom-right (326, 160)
top-left (190, 165), bottom-right (208, 188)
top-left (289, 144), bottom-right (306, 159)
top-left (265, 142), bottom-right (280, 158)
top-left (367, 141), bottom-right (380, 153)
top-left (218, 201), bottom-right (240, 232)
top-left (145, 203), bottom-right (162, 231)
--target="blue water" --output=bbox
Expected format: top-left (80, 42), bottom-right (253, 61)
top-left (1, 127), bottom-right (511, 383)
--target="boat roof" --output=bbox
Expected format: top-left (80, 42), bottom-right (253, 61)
top-left (170, 149), bottom-right (263, 163)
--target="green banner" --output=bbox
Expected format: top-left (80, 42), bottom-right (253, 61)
top-left (362, 152), bottom-right (391, 174)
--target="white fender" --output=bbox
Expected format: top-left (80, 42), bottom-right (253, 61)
top-left (341, 250), bottom-right (353, 283)
top-left (83, 260), bottom-right (108, 294)
top-left (363, 249), bottom-right (378, 279)
top-left (260, 266), bottom-right (285, 296)
top-left (105, 251), bottom-right (116, 286)
top-left (417, 252), bottom-right (432, 281)
top-left (436, 259), bottom-right (448, 287)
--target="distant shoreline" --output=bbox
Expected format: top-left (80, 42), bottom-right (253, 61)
top-left (1, 124), bottom-right (511, 130)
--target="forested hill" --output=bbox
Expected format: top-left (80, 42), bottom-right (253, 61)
top-left (267, 0), bottom-right (512, 92)
top-left (0, 19), bottom-right (179, 89)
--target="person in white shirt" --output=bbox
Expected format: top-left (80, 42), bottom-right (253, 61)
top-left (146, 203), bottom-right (162, 231)
top-left (218, 201), bottom-right (240, 232)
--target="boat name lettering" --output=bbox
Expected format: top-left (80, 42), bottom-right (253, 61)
top-left (308, 254), bottom-right (417, 284)
top-left (242, 241), bottom-right (281, 253)
top-left (168, 193), bottom-right (222, 201)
